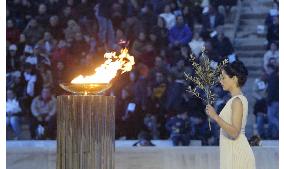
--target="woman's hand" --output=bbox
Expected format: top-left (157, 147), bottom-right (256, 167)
top-left (205, 104), bottom-right (218, 121)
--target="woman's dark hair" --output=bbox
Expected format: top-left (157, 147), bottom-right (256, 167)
top-left (223, 60), bottom-right (248, 87)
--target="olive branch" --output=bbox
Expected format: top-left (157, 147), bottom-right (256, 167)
top-left (184, 47), bottom-right (228, 130)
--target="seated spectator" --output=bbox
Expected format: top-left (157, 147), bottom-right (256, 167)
top-left (121, 15), bottom-right (143, 43)
top-left (168, 15), bottom-right (192, 49)
top-left (149, 57), bottom-right (169, 82)
top-left (38, 63), bottom-right (54, 88)
top-left (69, 32), bottom-right (90, 60)
top-left (17, 34), bottom-right (27, 56)
top-left (133, 131), bottom-right (155, 146)
top-left (7, 71), bottom-right (26, 101)
top-left (211, 26), bottom-right (234, 60)
top-left (37, 32), bottom-right (57, 55)
top-left (7, 19), bottom-right (20, 44)
top-left (187, 101), bottom-right (211, 145)
top-left (131, 31), bottom-right (148, 61)
top-left (166, 111), bottom-right (190, 146)
top-left (140, 42), bottom-right (157, 68)
top-left (134, 64), bottom-right (150, 112)
top-left (252, 69), bottom-right (268, 139)
top-left (36, 4), bottom-right (50, 27)
top-left (213, 0), bottom-right (238, 15)
top-left (18, 63), bottom-right (42, 119)
top-left (138, 3), bottom-right (157, 33)
top-left (23, 63), bottom-right (43, 97)
top-left (263, 42), bottom-right (278, 73)
top-left (64, 19), bottom-right (81, 41)
top-left (76, 0), bottom-right (95, 22)
top-left (148, 31), bottom-right (159, 50)
top-left (109, 2), bottom-right (124, 30)
top-left (30, 87), bottom-right (57, 139)
top-left (264, 2), bottom-right (279, 27)
top-left (144, 113), bottom-right (159, 139)
top-left (150, 72), bottom-right (168, 107)
top-left (48, 15), bottom-right (64, 40)
top-left (188, 31), bottom-right (205, 57)
top-left (6, 89), bottom-right (22, 139)
top-left (166, 60), bottom-right (191, 111)
top-left (266, 64), bottom-right (279, 139)
top-left (53, 61), bottom-right (70, 95)
top-left (204, 40), bottom-right (220, 62)
top-left (169, 59), bottom-right (192, 81)
top-left (116, 71), bottom-right (146, 139)
top-left (20, 0), bottom-right (34, 21)
top-left (51, 40), bottom-right (70, 67)
top-left (35, 44), bottom-right (52, 66)
top-left (201, 5), bottom-right (224, 40)
top-left (266, 16), bottom-right (279, 46)
top-left (23, 19), bottom-right (45, 45)
top-left (169, 1), bottom-right (182, 16)
top-left (115, 86), bottom-right (135, 139)
top-left (23, 45), bottom-right (38, 66)
top-left (151, 16), bottom-right (169, 49)
top-left (46, 0), bottom-right (63, 15)
top-left (113, 28), bottom-right (127, 51)
top-left (60, 6), bottom-right (73, 27)
top-left (95, 3), bottom-right (116, 50)
top-left (159, 4), bottom-right (176, 30)
top-left (7, 44), bottom-right (21, 72)
top-left (182, 5), bottom-right (195, 32)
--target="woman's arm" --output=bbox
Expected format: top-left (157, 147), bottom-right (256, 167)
top-left (206, 98), bottom-right (243, 139)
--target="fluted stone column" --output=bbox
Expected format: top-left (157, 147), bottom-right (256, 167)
top-left (56, 95), bottom-right (115, 169)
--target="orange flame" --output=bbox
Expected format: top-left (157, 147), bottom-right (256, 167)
top-left (71, 48), bottom-right (135, 84)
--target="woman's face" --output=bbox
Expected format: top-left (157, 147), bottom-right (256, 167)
top-left (219, 70), bottom-right (237, 91)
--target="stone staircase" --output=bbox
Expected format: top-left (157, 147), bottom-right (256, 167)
top-left (234, 0), bottom-right (275, 137)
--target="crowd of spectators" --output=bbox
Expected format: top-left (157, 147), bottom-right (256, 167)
top-left (6, 0), bottom-right (278, 145)
top-left (252, 2), bottom-right (279, 140)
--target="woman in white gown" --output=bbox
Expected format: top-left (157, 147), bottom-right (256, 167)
top-left (206, 61), bottom-right (256, 169)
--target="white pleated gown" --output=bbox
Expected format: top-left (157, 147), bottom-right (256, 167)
top-left (219, 95), bottom-right (256, 169)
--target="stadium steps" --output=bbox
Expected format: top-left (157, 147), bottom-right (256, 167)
top-left (234, 0), bottom-right (274, 138)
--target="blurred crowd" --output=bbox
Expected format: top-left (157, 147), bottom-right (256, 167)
top-left (6, 0), bottom-right (278, 144)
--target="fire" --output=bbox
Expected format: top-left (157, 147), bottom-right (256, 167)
top-left (71, 48), bottom-right (135, 84)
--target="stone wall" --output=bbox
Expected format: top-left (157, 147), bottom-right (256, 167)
top-left (7, 141), bottom-right (278, 169)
